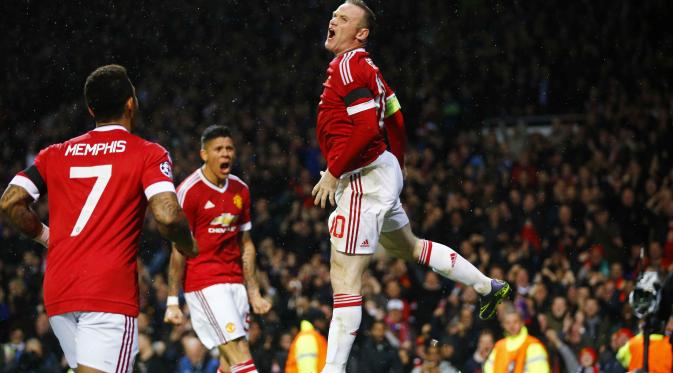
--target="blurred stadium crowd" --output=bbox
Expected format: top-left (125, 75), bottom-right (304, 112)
top-left (2, 0), bottom-right (673, 372)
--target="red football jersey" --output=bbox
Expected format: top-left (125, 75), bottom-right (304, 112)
top-left (176, 169), bottom-right (251, 292)
top-left (317, 48), bottom-right (396, 175)
top-left (9, 125), bottom-right (175, 317)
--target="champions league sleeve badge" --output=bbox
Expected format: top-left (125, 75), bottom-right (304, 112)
top-left (160, 161), bottom-right (173, 179)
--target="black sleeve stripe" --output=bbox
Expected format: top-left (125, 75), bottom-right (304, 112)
top-left (344, 87), bottom-right (373, 106)
top-left (24, 165), bottom-right (46, 194)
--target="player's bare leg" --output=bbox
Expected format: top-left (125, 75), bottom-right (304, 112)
top-left (218, 355), bottom-right (231, 373)
top-left (322, 246), bottom-right (372, 373)
top-left (217, 338), bottom-right (257, 373)
top-left (380, 224), bottom-right (511, 320)
top-left (76, 364), bottom-right (106, 373)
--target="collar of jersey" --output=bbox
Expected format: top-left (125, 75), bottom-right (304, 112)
top-left (198, 168), bottom-right (228, 193)
top-left (341, 47), bottom-right (366, 56)
top-left (92, 124), bottom-right (128, 132)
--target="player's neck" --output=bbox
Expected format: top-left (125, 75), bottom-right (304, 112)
top-left (201, 165), bottom-right (227, 188)
top-left (96, 119), bottom-right (132, 132)
top-left (336, 45), bottom-right (365, 56)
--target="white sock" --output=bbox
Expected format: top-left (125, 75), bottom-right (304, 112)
top-left (417, 240), bottom-right (492, 295)
top-left (322, 294), bottom-right (362, 373)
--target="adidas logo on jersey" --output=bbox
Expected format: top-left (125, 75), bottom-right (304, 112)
top-left (360, 239), bottom-right (370, 248)
top-left (204, 200), bottom-right (215, 209)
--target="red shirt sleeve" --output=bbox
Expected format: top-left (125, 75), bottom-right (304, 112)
top-left (241, 185), bottom-right (252, 231)
top-left (33, 145), bottom-right (54, 183)
top-left (142, 142), bottom-right (176, 200)
top-left (380, 78), bottom-right (406, 168)
top-left (239, 182), bottom-right (252, 232)
top-left (12, 144), bottom-right (58, 200)
top-left (176, 179), bottom-right (198, 231)
top-left (384, 109), bottom-right (406, 168)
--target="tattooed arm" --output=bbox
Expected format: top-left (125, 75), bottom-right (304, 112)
top-left (0, 185), bottom-right (48, 246)
top-left (239, 230), bottom-right (271, 314)
top-left (148, 191), bottom-right (198, 258)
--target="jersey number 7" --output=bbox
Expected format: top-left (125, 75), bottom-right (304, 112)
top-left (69, 165), bottom-right (112, 236)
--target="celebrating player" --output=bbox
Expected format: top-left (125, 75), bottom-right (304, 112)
top-left (164, 125), bottom-right (271, 373)
top-left (0, 64), bottom-right (198, 373)
top-left (311, 2), bottom-right (512, 371)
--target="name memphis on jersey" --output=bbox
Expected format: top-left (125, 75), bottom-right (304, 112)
top-left (65, 140), bottom-right (127, 156)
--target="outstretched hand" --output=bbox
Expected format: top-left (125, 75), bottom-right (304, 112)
top-left (312, 170), bottom-right (338, 208)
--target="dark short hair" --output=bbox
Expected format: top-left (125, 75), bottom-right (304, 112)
top-left (201, 125), bottom-right (232, 148)
top-left (346, 0), bottom-right (376, 36)
top-left (84, 64), bottom-right (134, 121)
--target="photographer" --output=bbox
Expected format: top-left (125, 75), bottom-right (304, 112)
top-left (616, 270), bottom-right (672, 372)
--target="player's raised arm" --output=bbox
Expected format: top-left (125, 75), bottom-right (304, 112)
top-left (239, 230), bottom-right (271, 315)
top-left (148, 191), bottom-right (198, 258)
top-left (0, 184), bottom-right (49, 247)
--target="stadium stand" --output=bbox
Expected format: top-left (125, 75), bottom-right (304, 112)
top-left (1, 1), bottom-right (672, 372)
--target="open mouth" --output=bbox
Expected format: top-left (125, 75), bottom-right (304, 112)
top-left (327, 28), bottom-right (335, 39)
top-left (219, 161), bottom-right (230, 173)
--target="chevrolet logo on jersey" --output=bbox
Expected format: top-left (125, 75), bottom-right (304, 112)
top-left (210, 213), bottom-right (238, 227)
top-left (208, 213), bottom-right (239, 233)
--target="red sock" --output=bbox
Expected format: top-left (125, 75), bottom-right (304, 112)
top-left (230, 359), bottom-right (257, 373)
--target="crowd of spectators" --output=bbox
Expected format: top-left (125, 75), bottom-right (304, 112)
top-left (2, 0), bottom-right (673, 372)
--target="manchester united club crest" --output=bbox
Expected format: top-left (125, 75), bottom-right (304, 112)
top-left (233, 194), bottom-right (243, 209)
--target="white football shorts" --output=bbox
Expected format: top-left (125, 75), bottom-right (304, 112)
top-left (328, 150), bottom-right (409, 255)
top-left (185, 283), bottom-right (250, 349)
top-left (49, 312), bottom-right (138, 373)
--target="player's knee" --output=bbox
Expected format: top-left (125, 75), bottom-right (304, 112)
top-left (330, 267), bottom-right (360, 294)
top-left (330, 262), bottom-right (363, 294)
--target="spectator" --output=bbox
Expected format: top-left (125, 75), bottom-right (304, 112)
top-left (385, 299), bottom-right (412, 347)
top-left (2, 1), bottom-right (673, 370)
top-left (462, 329), bottom-right (495, 373)
top-left (356, 320), bottom-right (404, 373)
top-left (617, 328), bottom-right (672, 373)
top-left (134, 332), bottom-right (169, 373)
top-left (599, 329), bottom-right (632, 373)
top-left (545, 296), bottom-right (569, 333)
top-left (411, 343), bottom-right (459, 373)
top-left (545, 328), bottom-right (577, 372)
top-left (484, 304), bottom-right (549, 373)
top-left (286, 319), bottom-right (327, 373)
top-left (2, 327), bottom-right (26, 372)
top-left (177, 334), bottom-right (219, 373)
top-left (16, 338), bottom-right (59, 373)
top-left (29, 312), bottom-right (60, 364)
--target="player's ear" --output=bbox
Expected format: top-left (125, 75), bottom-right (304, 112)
top-left (125, 97), bottom-right (135, 113)
top-left (87, 106), bottom-right (95, 118)
top-left (199, 148), bottom-right (208, 162)
top-left (355, 28), bottom-right (369, 43)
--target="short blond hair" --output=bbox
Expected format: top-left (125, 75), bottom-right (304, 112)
top-left (346, 0), bottom-right (376, 34)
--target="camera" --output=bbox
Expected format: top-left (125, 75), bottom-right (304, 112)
top-left (629, 270), bottom-right (662, 319)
